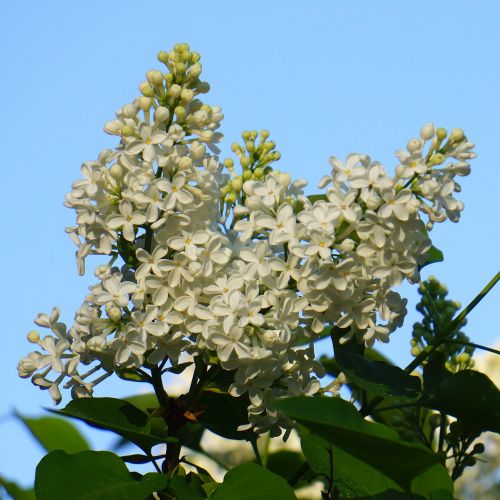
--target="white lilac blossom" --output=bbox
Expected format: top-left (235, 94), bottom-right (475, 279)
top-left (18, 43), bottom-right (476, 436)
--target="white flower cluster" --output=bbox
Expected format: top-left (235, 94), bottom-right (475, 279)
top-left (18, 43), bottom-right (475, 435)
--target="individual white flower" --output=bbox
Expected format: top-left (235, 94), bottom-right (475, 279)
top-left (106, 200), bottom-right (147, 242)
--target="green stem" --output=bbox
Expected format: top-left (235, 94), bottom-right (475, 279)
top-left (443, 340), bottom-right (500, 356)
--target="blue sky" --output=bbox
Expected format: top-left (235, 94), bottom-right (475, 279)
top-left (1, 0), bottom-right (499, 487)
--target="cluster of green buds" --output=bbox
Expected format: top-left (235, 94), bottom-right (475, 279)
top-left (421, 125), bottom-right (467, 167)
top-left (411, 276), bottom-right (474, 372)
top-left (220, 130), bottom-right (281, 204)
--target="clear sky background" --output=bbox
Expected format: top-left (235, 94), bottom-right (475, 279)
top-left (1, 0), bottom-right (499, 488)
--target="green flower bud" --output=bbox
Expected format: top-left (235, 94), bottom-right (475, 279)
top-left (196, 81), bottom-right (210, 94)
top-left (191, 51), bottom-right (201, 63)
top-left (411, 346), bottom-right (421, 357)
top-left (121, 125), bottom-right (136, 137)
top-left (146, 69), bottom-right (164, 86)
top-left (436, 128), bottom-right (447, 140)
top-left (27, 330), bottom-right (40, 343)
top-left (157, 51), bottom-right (169, 64)
top-left (260, 129), bottom-right (270, 141)
top-left (137, 97), bottom-right (152, 111)
top-left (139, 81), bottom-right (155, 97)
top-left (245, 140), bottom-right (255, 152)
top-left (188, 63), bottom-right (202, 79)
top-left (450, 128), bottom-right (465, 143)
top-left (231, 176), bottom-right (243, 192)
top-left (109, 164), bottom-right (123, 180)
top-left (243, 169), bottom-right (253, 180)
top-left (174, 105), bottom-right (186, 121)
top-left (225, 192), bottom-right (236, 203)
top-left (240, 156), bottom-right (251, 169)
top-left (180, 88), bottom-right (194, 102)
top-left (253, 167), bottom-right (264, 179)
top-left (224, 158), bottom-right (234, 169)
top-left (168, 84), bottom-right (182, 98)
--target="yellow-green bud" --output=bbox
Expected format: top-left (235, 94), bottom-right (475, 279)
top-left (245, 140), bottom-right (255, 152)
top-left (175, 62), bottom-right (185, 75)
top-left (225, 192), bottom-right (236, 203)
top-left (106, 304), bottom-right (122, 323)
top-left (157, 51), bottom-right (169, 63)
top-left (27, 330), bottom-right (40, 343)
top-left (122, 103), bottom-right (138, 118)
top-left (278, 172), bottom-right (291, 186)
top-left (450, 128), bottom-right (464, 143)
top-left (428, 153), bottom-right (445, 166)
top-left (242, 131), bottom-right (251, 141)
top-left (458, 352), bottom-right (470, 363)
top-left (231, 176), bottom-right (243, 191)
top-left (174, 105), bottom-right (186, 121)
top-left (411, 346), bottom-right (421, 357)
top-left (243, 169), bottom-right (253, 180)
top-left (272, 151), bottom-right (281, 161)
top-left (139, 81), bottom-right (155, 97)
top-left (420, 123), bottom-right (435, 140)
top-left (154, 106), bottom-right (170, 122)
top-left (436, 128), bottom-right (447, 140)
top-left (146, 69), bottom-right (164, 86)
top-left (253, 167), bottom-right (264, 179)
top-left (121, 125), bottom-right (136, 137)
top-left (407, 138), bottom-right (421, 153)
top-left (231, 142), bottom-right (241, 153)
top-left (188, 63), bottom-right (202, 79)
top-left (137, 96), bottom-right (152, 111)
top-left (191, 51), bottom-right (201, 63)
top-left (240, 156), bottom-right (251, 169)
top-left (180, 88), bottom-right (194, 102)
top-left (224, 158), bottom-right (234, 169)
top-left (178, 156), bottom-right (192, 170)
top-left (260, 129), bottom-right (270, 141)
top-left (168, 84), bottom-right (182, 98)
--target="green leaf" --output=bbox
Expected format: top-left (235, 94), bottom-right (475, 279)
top-left (211, 463), bottom-right (296, 500)
top-left (333, 351), bottom-right (422, 401)
top-left (421, 369), bottom-right (500, 433)
top-left (51, 397), bottom-right (172, 452)
top-left (14, 413), bottom-right (90, 453)
top-left (276, 396), bottom-right (453, 497)
top-left (197, 390), bottom-right (252, 440)
top-left (0, 476), bottom-right (35, 500)
top-left (420, 245), bottom-right (444, 270)
top-left (265, 450), bottom-right (306, 482)
top-left (167, 475), bottom-right (205, 499)
top-left (293, 194), bottom-right (327, 214)
top-left (35, 450), bottom-right (166, 500)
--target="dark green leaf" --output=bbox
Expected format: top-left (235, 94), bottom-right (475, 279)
top-left (293, 193), bottom-right (327, 214)
top-left (211, 463), bottom-right (296, 500)
top-left (197, 390), bottom-right (252, 440)
top-left (419, 246), bottom-right (444, 270)
top-left (35, 450), bottom-right (166, 500)
top-left (120, 454), bottom-right (152, 464)
top-left (166, 361), bottom-right (193, 374)
top-left (266, 450), bottom-right (306, 482)
top-left (51, 397), bottom-right (172, 452)
top-left (14, 413), bottom-right (90, 453)
top-left (334, 351), bottom-right (422, 401)
top-left (421, 369), bottom-right (500, 433)
top-left (0, 476), bottom-right (35, 500)
top-left (167, 475), bottom-right (205, 500)
top-left (277, 396), bottom-right (452, 497)
top-left (116, 367), bottom-right (147, 383)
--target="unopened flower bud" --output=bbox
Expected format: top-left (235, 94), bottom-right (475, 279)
top-left (139, 81), bottom-right (154, 97)
top-left (188, 63), bottom-right (202, 79)
top-left (457, 352), bottom-right (470, 363)
top-left (420, 123), bottom-right (435, 140)
top-left (411, 346), bottom-right (421, 356)
top-left (253, 167), bottom-right (264, 179)
top-left (428, 153), bottom-right (445, 166)
top-left (278, 172), bottom-right (291, 187)
top-left (178, 156), bottom-right (192, 170)
top-left (181, 88), bottom-right (194, 102)
top-left (104, 119), bottom-right (123, 135)
top-left (106, 304), bottom-right (122, 323)
top-left (137, 97), bottom-right (153, 111)
top-left (231, 176), bottom-right (243, 192)
top-left (27, 330), bottom-right (40, 343)
top-left (240, 156), bottom-right (251, 169)
top-left (109, 164), bottom-right (123, 180)
top-left (168, 84), bottom-right (182, 98)
top-left (260, 129), bottom-right (270, 141)
top-left (225, 192), bottom-right (236, 203)
top-left (199, 130), bottom-right (213, 142)
top-left (242, 169), bottom-right (253, 181)
top-left (245, 140), bottom-right (255, 152)
top-left (191, 51), bottom-right (201, 63)
top-left (174, 105), bottom-right (186, 121)
top-left (407, 138), bottom-right (421, 153)
top-left (224, 158), bottom-right (234, 169)
top-left (122, 103), bottom-right (138, 119)
top-left (450, 128), bottom-right (464, 143)
top-left (154, 106), bottom-right (170, 123)
top-left (120, 125), bottom-right (135, 137)
top-left (146, 69), bottom-right (164, 86)
top-left (436, 128), bottom-right (447, 140)
top-left (157, 51), bottom-right (169, 63)
top-left (196, 81), bottom-right (210, 94)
